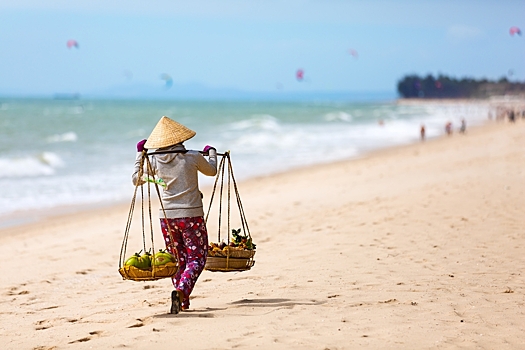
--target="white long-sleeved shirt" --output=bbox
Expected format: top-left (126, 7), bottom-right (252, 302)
top-left (132, 143), bottom-right (217, 218)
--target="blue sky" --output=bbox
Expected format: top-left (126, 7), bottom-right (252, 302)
top-left (0, 0), bottom-right (523, 97)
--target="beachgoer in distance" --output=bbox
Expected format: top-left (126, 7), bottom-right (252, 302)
top-left (445, 121), bottom-right (453, 136)
top-left (132, 116), bottom-right (217, 314)
top-left (508, 109), bottom-right (515, 123)
top-left (420, 124), bottom-right (426, 141)
top-left (459, 119), bottom-right (466, 134)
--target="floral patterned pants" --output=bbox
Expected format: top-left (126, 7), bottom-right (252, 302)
top-left (160, 216), bottom-right (208, 309)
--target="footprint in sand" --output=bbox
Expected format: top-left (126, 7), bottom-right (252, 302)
top-left (35, 317), bottom-right (79, 330)
top-left (35, 320), bottom-right (52, 331)
top-left (68, 330), bottom-right (104, 344)
top-left (37, 305), bottom-right (61, 311)
top-left (143, 284), bottom-right (158, 289)
top-left (68, 337), bottom-right (91, 344)
top-left (5, 284), bottom-right (30, 296)
top-left (128, 317), bottom-right (153, 328)
top-left (379, 298), bottom-right (398, 304)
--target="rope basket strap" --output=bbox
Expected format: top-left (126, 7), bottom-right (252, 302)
top-left (119, 152), bottom-right (179, 282)
top-left (204, 152), bottom-right (255, 272)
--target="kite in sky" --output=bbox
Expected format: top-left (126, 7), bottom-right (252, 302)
top-left (509, 26), bottom-right (521, 36)
top-left (296, 69), bottom-right (304, 81)
top-left (160, 73), bottom-right (173, 89)
top-left (348, 48), bottom-right (359, 59)
top-left (66, 39), bottom-right (79, 49)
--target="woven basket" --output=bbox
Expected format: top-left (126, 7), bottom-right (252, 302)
top-left (208, 248), bottom-right (256, 259)
top-left (119, 262), bottom-right (179, 281)
top-left (205, 256), bottom-right (255, 272)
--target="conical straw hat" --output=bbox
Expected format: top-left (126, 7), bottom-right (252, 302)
top-left (144, 116), bottom-right (196, 149)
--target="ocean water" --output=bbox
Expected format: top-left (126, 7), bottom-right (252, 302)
top-left (0, 98), bottom-right (490, 220)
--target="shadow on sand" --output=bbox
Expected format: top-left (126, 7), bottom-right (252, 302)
top-left (153, 298), bottom-right (325, 318)
top-left (229, 298), bottom-right (325, 308)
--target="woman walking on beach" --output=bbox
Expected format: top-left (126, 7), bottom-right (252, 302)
top-left (132, 116), bottom-right (217, 314)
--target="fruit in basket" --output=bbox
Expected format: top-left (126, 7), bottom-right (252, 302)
top-left (140, 251), bottom-right (153, 268)
top-left (209, 242), bottom-right (223, 251)
top-left (124, 251), bottom-right (151, 269)
top-left (153, 249), bottom-right (175, 266)
top-left (208, 229), bottom-right (256, 254)
top-left (124, 253), bottom-right (141, 267)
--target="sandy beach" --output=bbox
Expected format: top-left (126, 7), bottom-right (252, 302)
top-left (1, 115), bottom-right (524, 349)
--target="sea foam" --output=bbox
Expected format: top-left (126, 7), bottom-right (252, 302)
top-left (0, 152), bottom-right (64, 178)
top-left (47, 132), bottom-right (78, 143)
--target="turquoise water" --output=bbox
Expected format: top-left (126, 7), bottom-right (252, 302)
top-left (0, 98), bottom-right (489, 218)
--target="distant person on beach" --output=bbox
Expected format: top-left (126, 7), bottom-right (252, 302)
top-left (445, 121), bottom-right (453, 136)
top-left (459, 119), bottom-right (466, 134)
top-left (420, 124), bottom-right (426, 141)
top-left (508, 109), bottom-right (515, 123)
top-left (132, 116), bottom-right (217, 314)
